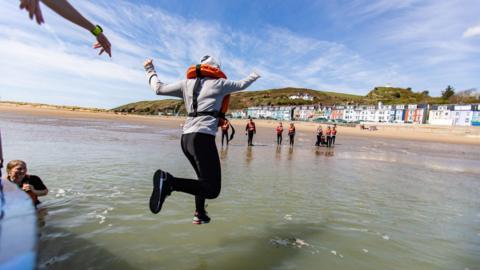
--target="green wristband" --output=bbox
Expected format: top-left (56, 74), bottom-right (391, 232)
top-left (91, 25), bottom-right (103, 37)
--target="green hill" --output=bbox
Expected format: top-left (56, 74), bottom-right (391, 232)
top-left (112, 86), bottom-right (451, 115)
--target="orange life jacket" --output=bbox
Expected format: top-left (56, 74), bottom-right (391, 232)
top-left (276, 126), bottom-right (283, 134)
top-left (186, 64), bottom-right (229, 126)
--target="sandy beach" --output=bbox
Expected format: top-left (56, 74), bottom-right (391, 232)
top-left (1, 102), bottom-right (479, 145)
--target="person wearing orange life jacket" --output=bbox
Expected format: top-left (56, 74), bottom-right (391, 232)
top-left (221, 119), bottom-right (230, 146)
top-left (326, 126), bottom-right (333, 148)
top-left (245, 118), bottom-right (256, 146)
top-left (144, 55), bottom-right (260, 224)
top-left (276, 122), bottom-right (284, 145)
top-left (288, 123), bottom-right (296, 146)
top-left (331, 126), bottom-right (338, 146)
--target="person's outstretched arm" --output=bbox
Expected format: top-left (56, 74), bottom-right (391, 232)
top-left (20, 0), bottom-right (112, 57)
top-left (222, 72), bottom-right (261, 94)
top-left (144, 59), bottom-right (183, 98)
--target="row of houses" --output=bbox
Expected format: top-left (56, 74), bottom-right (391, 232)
top-left (230, 103), bottom-right (480, 126)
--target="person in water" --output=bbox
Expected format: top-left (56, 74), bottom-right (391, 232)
top-left (326, 126), bottom-right (332, 148)
top-left (315, 125), bottom-right (323, 146)
top-left (221, 119), bottom-right (230, 146)
top-left (5, 160), bottom-right (48, 206)
top-left (276, 122), bottom-right (283, 145)
top-left (19, 0), bottom-right (112, 57)
top-left (331, 126), bottom-right (337, 146)
top-left (288, 123), bottom-right (296, 146)
top-left (144, 55), bottom-right (260, 224)
top-left (245, 118), bottom-right (256, 146)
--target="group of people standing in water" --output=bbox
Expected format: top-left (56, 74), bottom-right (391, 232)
top-left (220, 119), bottom-right (338, 147)
top-left (274, 121), bottom-right (337, 147)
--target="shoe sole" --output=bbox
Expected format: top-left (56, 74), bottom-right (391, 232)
top-left (149, 170), bottom-right (165, 214)
top-left (192, 220), bottom-right (210, 225)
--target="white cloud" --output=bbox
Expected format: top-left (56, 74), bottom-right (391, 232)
top-left (1, 0), bottom-right (478, 107)
top-left (463, 25), bottom-right (480, 38)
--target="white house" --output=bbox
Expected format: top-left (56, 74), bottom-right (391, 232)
top-left (358, 105), bottom-right (376, 122)
top-left (288, 93), bottom-right (314, 101)
top-left (375, 102), bottom-right (395, 122)
top-left (452, 105), bottom-right (473, 126)
top-left (428, 105), bottom-right (453, 125)
top-left (343, 105), bottom-right (358, 122)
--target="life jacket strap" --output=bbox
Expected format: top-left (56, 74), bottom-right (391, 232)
top-left (188, 111), bottom-right (224, 118)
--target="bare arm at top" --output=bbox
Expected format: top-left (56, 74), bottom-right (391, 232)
top-left (222, 72), bottom-right (261, 95)
top-left (19, 0), bottom-right (112, 57)
top-left (143, 59), bottom-right (183, 98)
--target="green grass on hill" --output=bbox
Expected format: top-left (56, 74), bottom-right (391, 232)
top-left (112, 86), bottom-right (478, 115)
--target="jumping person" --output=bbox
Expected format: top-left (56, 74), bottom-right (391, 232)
top-left (5, 160), bottom-right (48, 206)
top-left (276, 122), bottom-right (283, 145)
top-left (288, 123), bottom-right (296, 146)
top-left (221, 119), bottom-right (230, 146)
top-left (315, 125), bottom-right (323, 146)
top-left (144, 56), bottom-right (260, 224)
top-left (19, 0), bottom-right (112, 57)
top-left (245, 118), bottom-right (256, 146)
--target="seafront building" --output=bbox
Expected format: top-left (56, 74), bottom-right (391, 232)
top-left (231, 102), bottom-right (480, 126)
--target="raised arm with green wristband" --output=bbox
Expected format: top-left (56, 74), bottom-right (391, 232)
top-left (19, 0), bottom-right (112, 57)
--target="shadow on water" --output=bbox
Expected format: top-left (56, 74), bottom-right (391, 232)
top-left (196, 222), bottom-right (324, 270)
top-left (37, 226), bottom-right (137, 270)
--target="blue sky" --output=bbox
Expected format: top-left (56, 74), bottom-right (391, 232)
top-left (0, 0), bottom-right (479, 108)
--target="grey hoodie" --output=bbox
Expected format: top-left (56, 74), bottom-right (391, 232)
top-left (145, 62), bottom-right (260, 136)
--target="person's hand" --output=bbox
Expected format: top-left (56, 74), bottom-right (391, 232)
top-left (144, 59), bottom-right (154, 69)
top-left (93, 33), bottom-right (112, 57)
top-left (19, 0), bottom-right (44, 25)
top-left (22, 183), bottom-right (33, 192)
top-left (251, 70), bottom-right (261, 78)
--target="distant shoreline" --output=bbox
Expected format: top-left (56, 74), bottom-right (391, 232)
top-left (1, 101), bottom-right (479, 145)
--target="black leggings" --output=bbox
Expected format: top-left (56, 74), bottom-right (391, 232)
top-left (315, 135), bottom-right (321, 146)
top-left (221, 131), bottom-right (229, 145)
top-left (171, 133), bottom-right (221, 213)
top-left (327, 136), bottom-right (332, 147)
top-left (289, 134), bottom-right (295, 146)
top-left (277, 134), bottom-right (282, 145)
top-left (247, 131), bottom-right (254, 145)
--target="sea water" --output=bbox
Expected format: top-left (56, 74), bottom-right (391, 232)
top-left (1, 110), bottom-right (479, 270)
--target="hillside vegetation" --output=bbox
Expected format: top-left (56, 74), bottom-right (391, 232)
top-left (112, 86), bottom-right (478, 115)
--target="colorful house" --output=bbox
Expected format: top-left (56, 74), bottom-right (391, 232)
top-left (294, 105), bottom-right (317, 121)
top-left (330, 105), bottom-right (345, 121)
top-left (393, 104), bottom-right (405, 123)
top-left (472, 104), bottom-right (480, 126)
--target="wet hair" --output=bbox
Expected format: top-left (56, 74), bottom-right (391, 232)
top-left (6, 160), bottom-right (27, 174)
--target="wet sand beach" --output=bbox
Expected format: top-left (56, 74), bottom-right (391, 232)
top-left (1, 102), bottom-right (480, 270)
top-left (1, 102), bottom-right (480, 145)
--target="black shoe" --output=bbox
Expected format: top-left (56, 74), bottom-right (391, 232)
top-left (192, 211), bottom-right (211, 224)
top-left (149, 169), bottom-right (172, 214)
